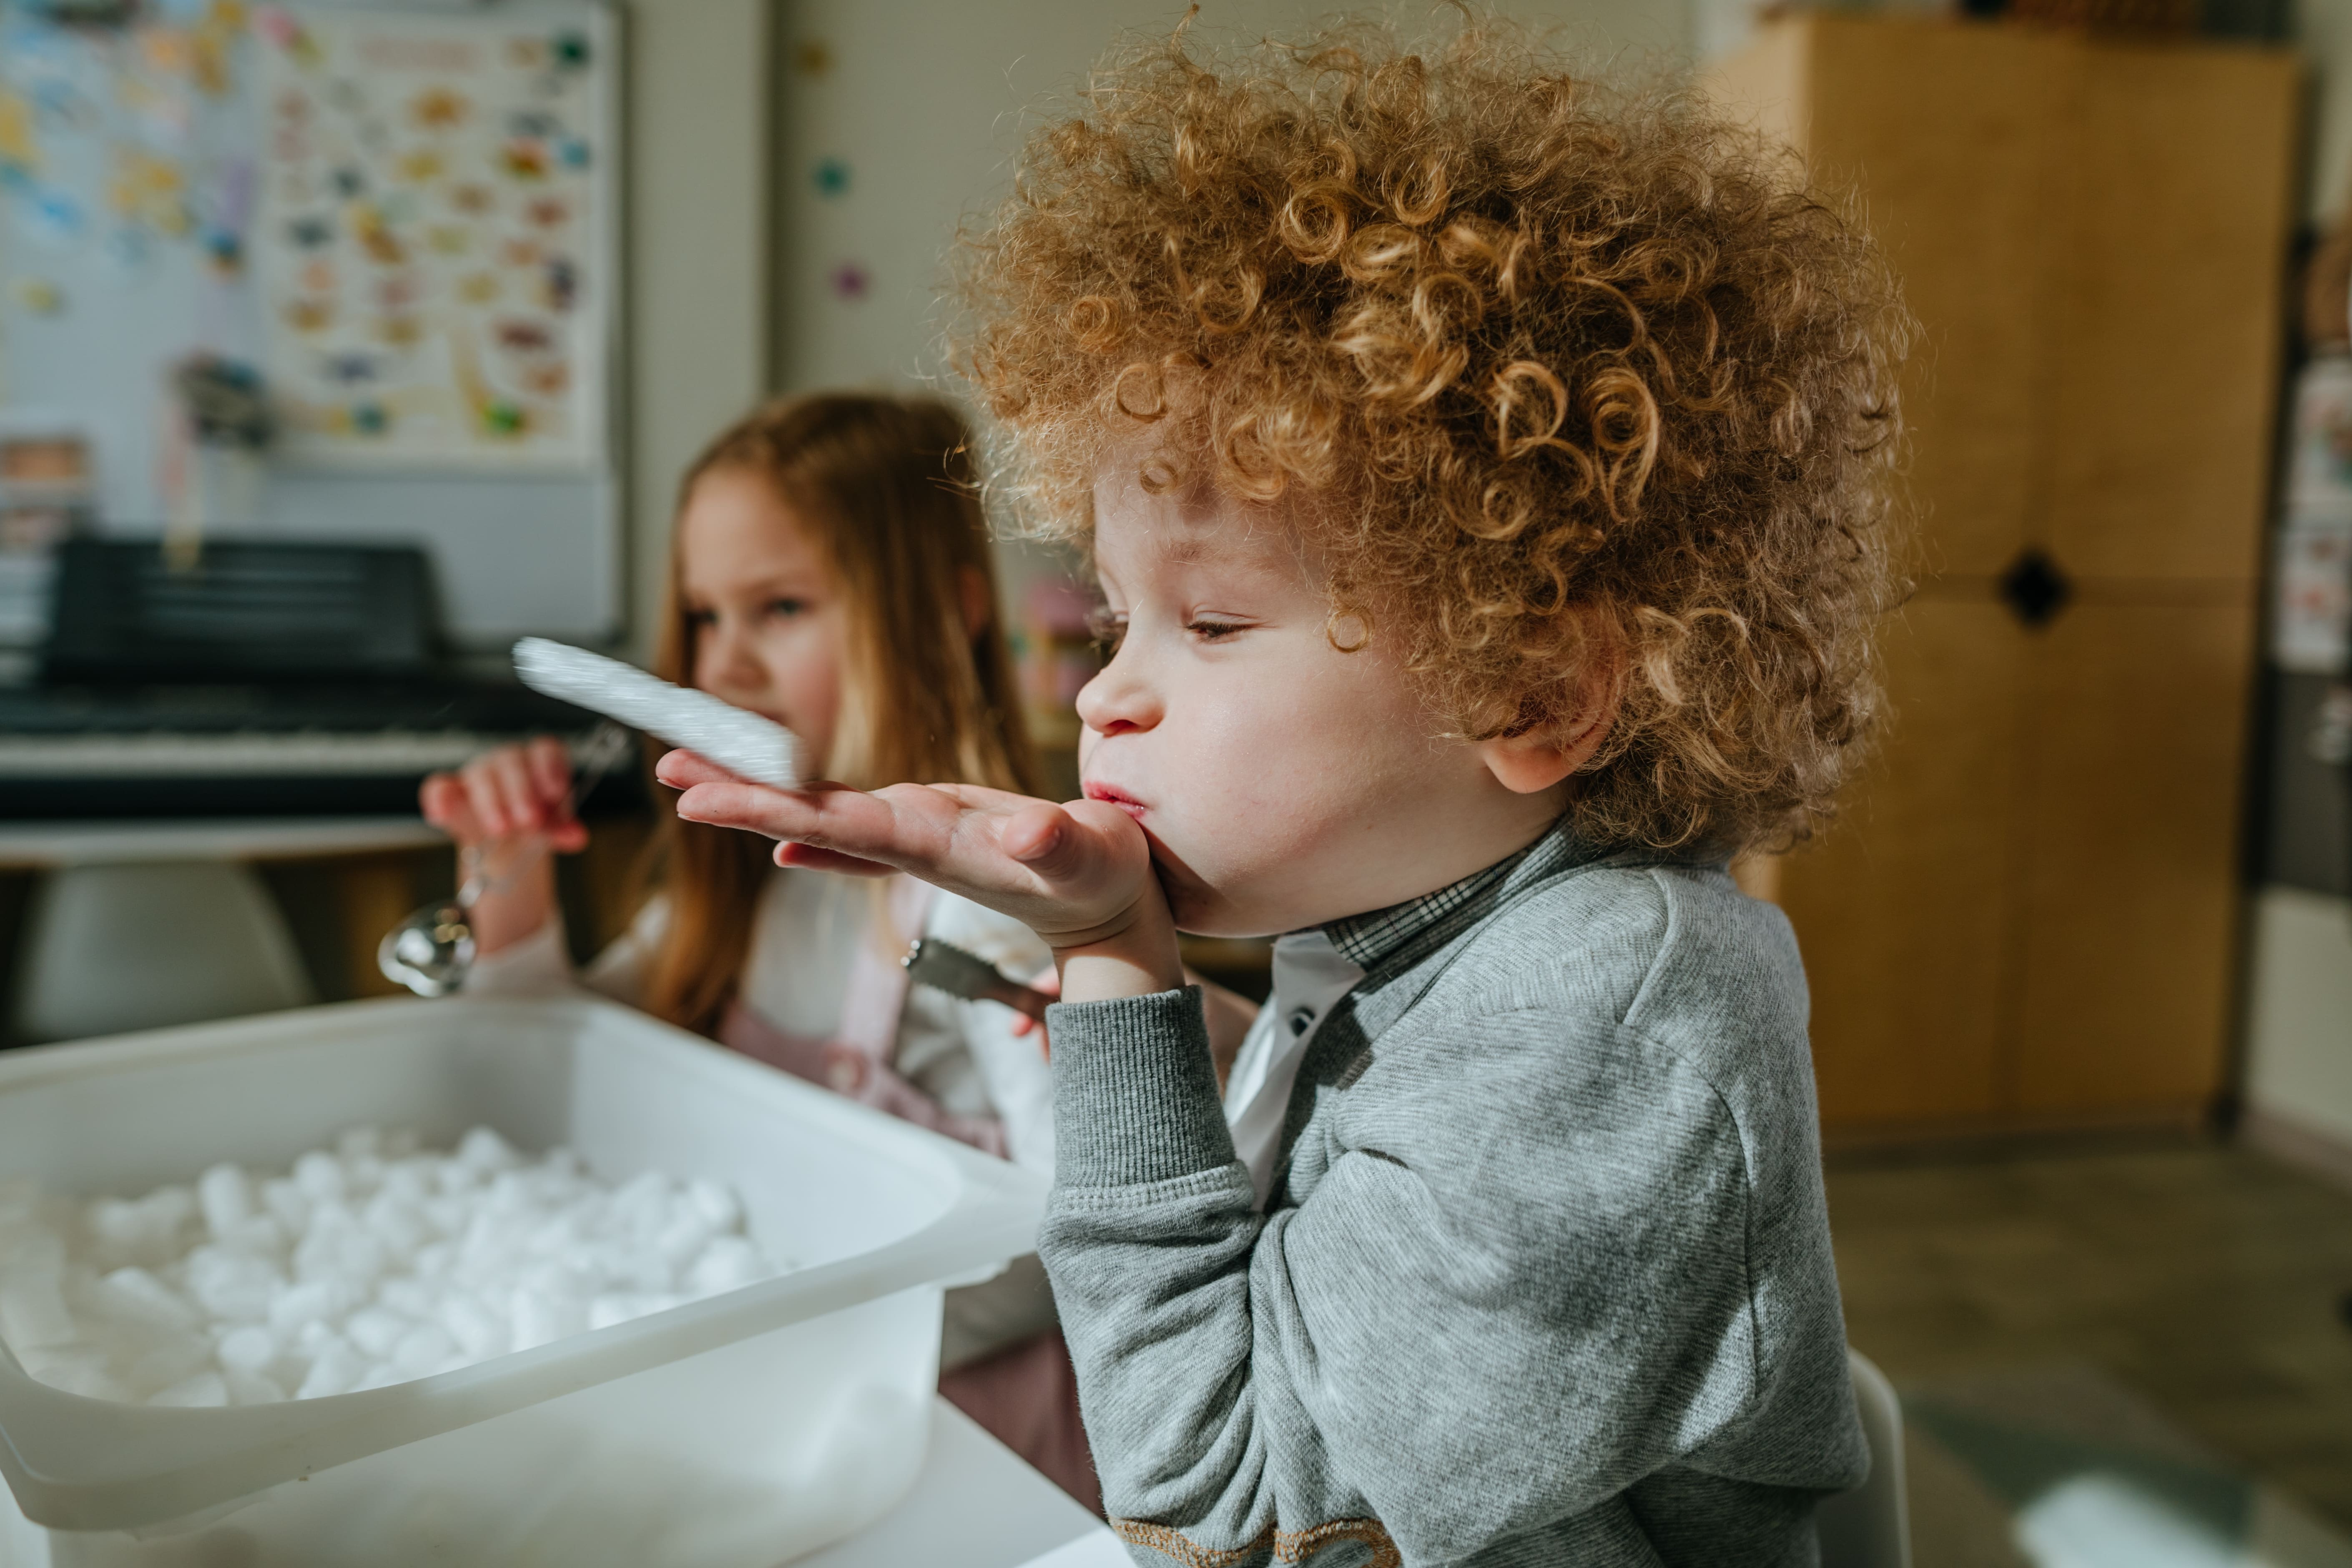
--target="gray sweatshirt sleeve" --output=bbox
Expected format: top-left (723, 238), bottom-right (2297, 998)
top-left (1040, 986), bottom-right (1772, 1565)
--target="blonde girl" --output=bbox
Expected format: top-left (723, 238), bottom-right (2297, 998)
top-left (421, 393), bottom-right (1095, 1508)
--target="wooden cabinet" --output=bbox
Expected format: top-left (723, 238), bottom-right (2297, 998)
top-left (1709, 18), bottom-right (2298, 1134)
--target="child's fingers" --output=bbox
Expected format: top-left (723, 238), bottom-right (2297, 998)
top-left (1002, 799), bottom-right (1140, 894)
top-left (774, 843), bottom-right (896, 876)
top-left (420, 773), bottom-right (485, 841)
top-left (483, 746), bottom-right (545, 831)
top-left (653, 748), bottom-right (743, 791)
top-left (460, 753), bottom-right (519, 835)
top-left (1005, 969), bottom-right (1060, 1039)
top-left (670, 771), bottom-right (913, 861)
top-left (525, 736), bottom-right (589, 851)
top-left (525, 736), bottom-right (574, 810)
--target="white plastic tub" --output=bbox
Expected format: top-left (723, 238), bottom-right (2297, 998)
top-left (0, 996), bottom-right (1048, 1567)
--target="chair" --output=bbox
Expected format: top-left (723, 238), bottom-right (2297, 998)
top-left (1817, 1348), bottom-right (1912, 1568)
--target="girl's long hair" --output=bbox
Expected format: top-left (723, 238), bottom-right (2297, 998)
top-left (639, 394), bottom-right (1036, 1035)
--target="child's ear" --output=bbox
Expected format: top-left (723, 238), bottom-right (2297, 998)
top-left (1476, 650), bottom-right (1622, 796)
top-left (956, 565), bottom-right (993, 637)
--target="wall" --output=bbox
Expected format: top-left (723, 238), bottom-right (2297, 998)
top-left (623, 0), bottom-right (774, 663)
top-left (769, 0), bottom-right (1692, 398)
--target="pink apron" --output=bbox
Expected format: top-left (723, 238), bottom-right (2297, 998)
top-left (714, 875), bottom-right (1101, 1516)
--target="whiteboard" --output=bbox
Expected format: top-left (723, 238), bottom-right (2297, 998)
top-left (0, 0), bottom-right (622, 645)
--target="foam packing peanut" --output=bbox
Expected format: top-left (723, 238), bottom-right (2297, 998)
top-left (0, 1127), bottom-right (788, 1407)
top-left (512, 637), bottom-right (809, 789)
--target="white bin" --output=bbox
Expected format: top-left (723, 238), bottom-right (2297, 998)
top-left (0, 996), bottom-right (1049, 1567)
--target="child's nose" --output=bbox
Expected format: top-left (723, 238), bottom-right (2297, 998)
top-left (697, 621), bottom-right (766, 699)
top-left (1074, 644), bottom-right (1161, 736)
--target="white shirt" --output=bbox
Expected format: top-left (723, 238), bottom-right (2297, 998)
top-left (1220, 931), bottom-right (1365, 1205)
top-left (464, 871), bottom-right (1059, 1174)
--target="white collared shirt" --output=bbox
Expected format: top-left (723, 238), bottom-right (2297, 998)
top-left (1220, 931), bottom-right (1365, 1206)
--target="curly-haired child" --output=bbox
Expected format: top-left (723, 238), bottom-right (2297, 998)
top-left (665, 18), bottom-right (1911, 1565)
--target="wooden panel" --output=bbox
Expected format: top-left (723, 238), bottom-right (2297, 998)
top-left (2039, 41), bottom-right (2298, 583)
top-left (1781, 597), bottom-right (2026, 1126)
top-left (2011, 597), bottom-right (2259, 1114)
top-left (1808, 17), bottom-right (2054, 580)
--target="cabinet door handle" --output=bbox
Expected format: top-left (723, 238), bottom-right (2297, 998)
top-left (1999, 548), bottom-right (2073, 628)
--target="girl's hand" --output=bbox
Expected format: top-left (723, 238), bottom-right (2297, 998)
top-left (418, 738), bottom-right (583, 955)
top-left (419, 737), bottom-right (588, 853)
top-left (656, 750), bottom-right (1185, 1004)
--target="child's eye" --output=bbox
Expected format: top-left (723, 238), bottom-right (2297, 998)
top-left (1086, 606), bottom-right (1127, 655)
top-left (1186, 618), bottom-right (1247, 643)
top-left (684, 607), bottom-right (717, 630)
top-left (764, 597), bottom-right (811, 620)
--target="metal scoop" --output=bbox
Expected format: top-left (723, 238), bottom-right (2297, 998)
top-left (902, 938), bottom-right (1054, 1024)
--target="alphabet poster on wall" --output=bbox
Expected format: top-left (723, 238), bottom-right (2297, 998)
top-left (251, 3), bottom-right (612, 469)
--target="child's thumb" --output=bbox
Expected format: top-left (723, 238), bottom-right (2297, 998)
top-left (1002, 802), bottom-right (1101, 886)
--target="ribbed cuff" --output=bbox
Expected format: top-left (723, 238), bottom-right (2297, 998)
top-left (1047, 986), bottom-right (1237, 1188)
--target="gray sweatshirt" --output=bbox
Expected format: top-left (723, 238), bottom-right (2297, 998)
top-left (1038, 827), bottom-right (1868, 1566)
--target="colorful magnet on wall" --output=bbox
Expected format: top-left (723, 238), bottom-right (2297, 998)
top-left (507, 110), bottom-right (558, 140)
top-left (495, 318), bottom-right (551, 352)
top-left (525, 361), bottom-right (569, 396)
top-left (351, 400), bottom-right (387, 435)
top-left (483, 400), bottom-right (525, 435)
top-left (500, 140), bottom-right (548, 181)
top-left (324, 351), bottom-right (377, 384)
top-left (411, 88), bottom-right (468, 130)
top-left (7, 277), bottom-right (65, 315)
top-left (505, 37), bottom-right (548, 69)
top-left (498, 236), bottom-right (540, 267)
top-left (397, 149), bottom-right (444, 184)
top-left (525, 196), bottom-right (567, 228)
top-left (426, 223), bottom-right (469, 255)
top-left (284, 297), bottom-right (331, 333)
top-left (543, 257), bottom-right (576, 311)
top-left (288, 213), bottom-right (331, 248)
top-left (300, 257), bottom-right (332, 291)
top-left (458, 270), bottom-right (498, 304)
top-left (377, 314), bottom-right (420, 346)
top-left (330, 166), bottom-right (364, 199)
top-left (0, 90), bottom-right (35, 177)
top-left (552, 31), bottom-right (590, 70)
top-left (830, 261), bottom-right (870, 302)
top-left (813, 158), bottom-right (849, 197)
top-left (449, 183), bottom-right (493, 216)
top-left (794, 40), bottom-right (833, 76)
top-left (201, 226), bottom-right (240, 275)
top-left (557, 137), bottom-right (590, 171)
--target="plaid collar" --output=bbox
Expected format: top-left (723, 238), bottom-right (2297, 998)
top-left (1320, 821), bottom-right (1584, 973)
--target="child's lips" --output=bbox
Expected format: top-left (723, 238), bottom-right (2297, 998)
top-left (1083, 782), bottom-right (1147, 821)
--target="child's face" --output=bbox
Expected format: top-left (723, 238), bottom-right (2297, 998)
top-left (1079, 460), bottom-right (1572, 938)
top-left (676, 467), bottom-right (846, 774)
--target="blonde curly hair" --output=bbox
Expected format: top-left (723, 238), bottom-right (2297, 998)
top-left (951, 17), bottom-right (1911, 856)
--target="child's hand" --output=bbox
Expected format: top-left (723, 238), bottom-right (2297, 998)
top-left (418, 738), bottom-right (582, 956)
top-left (657, 749), bottom-right (1185, 1002)
top-left (1007, 968), bottom-right (1059, 1058)
top-left (419, 737), bottom-right (588, 853)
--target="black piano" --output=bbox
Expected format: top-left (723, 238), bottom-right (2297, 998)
top-left (0, 539), bottom-right (633, 818)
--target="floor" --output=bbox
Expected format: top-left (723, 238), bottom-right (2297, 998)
top-left (1826, 1139), bottom-right (2352, 1561)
